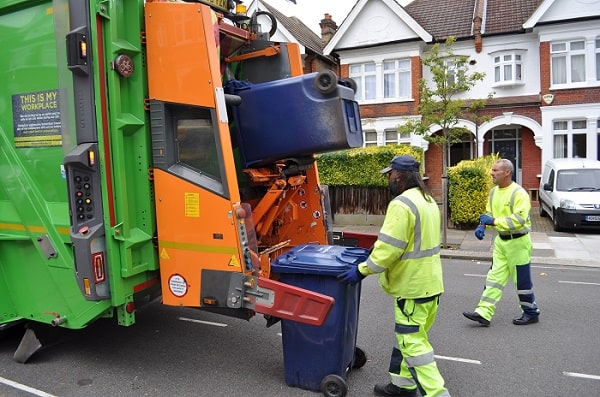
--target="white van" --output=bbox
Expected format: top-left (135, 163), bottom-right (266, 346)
top-left (539, 158), bottom-right (600, 231)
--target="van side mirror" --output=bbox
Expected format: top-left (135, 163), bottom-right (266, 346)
top-left (543, 182), bottom-right (553, 192)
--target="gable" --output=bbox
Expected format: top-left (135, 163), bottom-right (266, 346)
top-left (524, 0), bottom-right (600, 28)
top-left (324, 0), bottom-right (431, 54)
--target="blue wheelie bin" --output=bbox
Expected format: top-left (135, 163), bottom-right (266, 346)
top-left (271, 244), bottom-right (370, 397)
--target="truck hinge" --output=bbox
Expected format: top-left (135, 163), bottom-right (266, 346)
top-left (143, 97), bottom-right (150, 111)
top-left (140, 31), bottom-right (146, 45)
top-left (152, 234), bottom-right (158, 249)
top-left (96, 1), bottom-right (110, 19)
top-left (148, 168), bottom-right (154, 181)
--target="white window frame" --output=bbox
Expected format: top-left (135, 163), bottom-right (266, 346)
top-left (596, 37), bottom-right (600, 81)
top-left (349, 63), bottom-right (376, 101)
top-left (552, 119), bottom-right (588, 158)
top-left (349, 58), bottom-right (413, 103)
top-left (363, 130), bottom-right (378, 147)
top-left (384, 129), bottom-right (411, 146)
top-left (551, 39), bottom-right (586, 86)
top-left (383, 59), bottom-right (411, 100)
top-left (492, 51), bottom-right (524, 87)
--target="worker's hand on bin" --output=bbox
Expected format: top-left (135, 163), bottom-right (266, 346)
top-left (337, 266), bottom-right (366, 285)
top-left (474, 224), bottom-right (486, 240)
top-left (479, 214), bottom-right (495, 226)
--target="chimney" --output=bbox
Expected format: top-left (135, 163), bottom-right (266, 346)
top-left (319, 13), bottom-right (337, 45)
top-left (473, 0), bottom-right (486, 53)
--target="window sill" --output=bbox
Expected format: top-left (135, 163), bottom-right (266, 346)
top-left (358, 98), bottom-right (415, 105)
top-left (549, 81), bottom-right (600, 90)
top-left (492, 81), bottom-right (525, 88)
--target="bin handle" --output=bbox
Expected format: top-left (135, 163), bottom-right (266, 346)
top-left (336, 247), bottom-right (369, 265)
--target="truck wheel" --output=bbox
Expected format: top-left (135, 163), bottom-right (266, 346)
top-left (320, 374), bottom-right (347, 397)
top-left (314, 70), bottom-right (338, 95)
top-left (552, 210), bottom-right (562, 232)
top-left (352, 346), bottom-right (367, 369)
top-left (539, 202), bottom-right (547, 217)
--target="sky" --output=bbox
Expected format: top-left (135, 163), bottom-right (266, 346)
top-left (257, 0), bottom-right (413, 34)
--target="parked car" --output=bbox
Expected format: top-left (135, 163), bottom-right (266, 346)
top-left (539, 158), bottom-right (600, 231)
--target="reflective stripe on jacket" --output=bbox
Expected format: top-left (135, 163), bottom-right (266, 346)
top-left (486, 182), bottom-right (531, 234)
top-left (358, 187), bottom-right (444, 298)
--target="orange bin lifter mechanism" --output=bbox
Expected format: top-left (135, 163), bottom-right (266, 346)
top-left (144, 1), bottom-right (333, 326)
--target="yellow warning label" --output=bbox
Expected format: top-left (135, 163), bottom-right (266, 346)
top-left (184, 193), bottom-right (200, 217)
top-left (228, 255), bottom-right (240, 267)
top-left (160, 248), bottom-right (170, 260)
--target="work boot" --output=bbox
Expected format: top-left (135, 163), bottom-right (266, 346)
top-left (463, 311), bottom-right (490, 326)
top-left (512, 314), bottom-right (539, 325)
top-left (374, 382), bottom-right (417, 397)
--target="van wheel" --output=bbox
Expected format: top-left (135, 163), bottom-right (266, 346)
top-left (552, 210), bottom-right (562, 232)
top-left (539, 202), bottom-right (547, 217)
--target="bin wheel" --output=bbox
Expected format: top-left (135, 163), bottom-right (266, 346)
top-left (314, 70), bottom-right (338, 95)
top-left (320, 374), bottom-right (348, 397)
top-left (339, 77), bottom-right (358, 94)
top-left (353, 346), bottom-right (367, 369)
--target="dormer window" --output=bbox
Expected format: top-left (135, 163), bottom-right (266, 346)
top-left (492, 51), bottom-right (523, 87)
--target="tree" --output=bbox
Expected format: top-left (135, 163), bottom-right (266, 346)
top-left (399, 36), bottom-right (491, 247)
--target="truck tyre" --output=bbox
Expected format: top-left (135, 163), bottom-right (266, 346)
top-left (539, 201), bottom-right (547, 217)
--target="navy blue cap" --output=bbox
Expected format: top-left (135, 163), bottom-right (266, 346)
top-left (380, 155), bottom-right (420, 174)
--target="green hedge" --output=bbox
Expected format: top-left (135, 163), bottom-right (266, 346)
top-left (316, 146), bottom-right (423, 188)
top-left (447, 154), bottom-right (499, 226)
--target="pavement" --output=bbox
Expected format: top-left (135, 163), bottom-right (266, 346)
top-left (333, 210), bottom-right (600, 268)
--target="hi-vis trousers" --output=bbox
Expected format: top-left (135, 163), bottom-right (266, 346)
top-left (475, 234), bottom-right (540, 320)
top-left (389, 295), bottom-right (450, 396)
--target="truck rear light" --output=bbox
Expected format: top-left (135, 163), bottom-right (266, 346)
top-left (92, 252), bottom-right (105, 283)
top-left (83, 278), bottom-right (91, 295)
top-left (88, 149), bottom-right (95, 166)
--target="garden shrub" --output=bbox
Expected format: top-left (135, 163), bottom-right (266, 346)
top-left (317, 145), bottom-right (423, 188)
top-left (447, 154), bottom-right (499, 227)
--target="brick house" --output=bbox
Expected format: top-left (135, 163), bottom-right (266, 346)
top-left (321, 0), bottom-right (600, 204)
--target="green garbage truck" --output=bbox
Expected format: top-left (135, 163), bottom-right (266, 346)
top-left (0, 0), bottom-right (363, 362)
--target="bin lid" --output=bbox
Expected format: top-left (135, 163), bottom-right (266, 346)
top-left (272, 244), bottom-right (369, 276)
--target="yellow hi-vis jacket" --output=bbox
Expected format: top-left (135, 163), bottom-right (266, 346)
top-left (358, 187), bottom-right (444, 299)
top-left (486, 182), bottom-right (532, 235)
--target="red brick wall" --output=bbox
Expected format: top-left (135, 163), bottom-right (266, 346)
top-left (520, 128), bottom-right (542, 193)
top-left (540, 40), bottom-right (600, 106)
top-left (424, 140), bottom-right (444, 201)
top-left (424, 128), bottom-right (541, 203)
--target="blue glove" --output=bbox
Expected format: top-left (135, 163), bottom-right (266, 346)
top-left (479, 214), bottom-right (495, 226)
top-left (337, 266), bottom-right (366, 285)
top-left (474, 224), bottom-right (486, 240)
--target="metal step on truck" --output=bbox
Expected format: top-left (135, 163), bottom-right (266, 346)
top-left (0, 0), bottom-right (363, 364)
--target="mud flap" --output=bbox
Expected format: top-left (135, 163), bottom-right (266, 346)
top-left (13, 328), bottom-right (42, 364)
top-left (255, 277), bottom-right (334, 327)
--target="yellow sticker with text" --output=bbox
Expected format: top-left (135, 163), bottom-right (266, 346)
top-left (184, 193), bottom-right (200, 217)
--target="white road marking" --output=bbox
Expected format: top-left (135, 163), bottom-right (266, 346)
top-left (464, 274), bottom-right (486, 277)
top-left (558, 280), bottom-right (600, 286)
top-left (563, 372), bottom-right (600, 380)
top-left (434, 355), bottom-right (481, 365)
top-left (178, 317), bottom-right (228, 327)
top-left (0, 376), bottom-right (58, 397)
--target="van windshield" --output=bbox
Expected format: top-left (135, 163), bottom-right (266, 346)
top-left (556, 169), bottom-right (600, 191)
